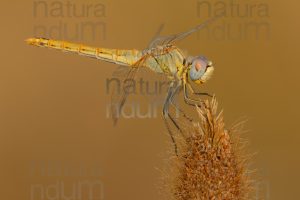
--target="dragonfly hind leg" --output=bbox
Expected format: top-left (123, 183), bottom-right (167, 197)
top-left (162, 83), bottom-right (184, 155)
top-left (170, 99), bottom-right (193, 123)
top-left (163, 101), bottom-right (180, 156)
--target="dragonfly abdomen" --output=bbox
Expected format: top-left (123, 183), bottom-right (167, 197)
top-left (26, 38), bottom-right (142, 67)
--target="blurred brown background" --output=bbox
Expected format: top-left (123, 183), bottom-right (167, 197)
top-left (0, 0), bottom-right (299, 199)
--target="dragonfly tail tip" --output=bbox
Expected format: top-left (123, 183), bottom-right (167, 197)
top-left (25, 38), bottom-right (37, 45)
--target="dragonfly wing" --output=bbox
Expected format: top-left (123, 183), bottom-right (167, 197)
top-left (148, 15), bottom-right (222, 49)
top-left (146, 24), bottom-right (165, 48)
top-left (110, 56), bottom-right (148, 126)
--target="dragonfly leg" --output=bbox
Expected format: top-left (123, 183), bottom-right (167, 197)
top-left (163, 116), bottom-right (178, 155)
top-left (193, 92), bottom-right (213, 97)
top-left (163, 102), bottom-right (179, 155)
top-left (162, 83), bottom-right (184, 156)
top-left (168, 84), bottom-right (187, 134)
top-left (188, 84), bottom-right (213, 98)
top-left (171, 102), bottom-right (193, 122)
top-left (183, 83), bottom-right (205, 107)
top-left (182, 83), bottom-right (212, 126)
top-left (170, 96), bottom-right (193, 123)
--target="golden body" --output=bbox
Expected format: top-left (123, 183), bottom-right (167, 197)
top-left (26, 38), bottom-right (187, 78)
top-left (26, 17), bottom-right (219, 155)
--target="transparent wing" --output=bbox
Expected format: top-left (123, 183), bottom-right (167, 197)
top-left (111, 65), bottom-right (130, 78)
top-left (148, 15), bottom-right (222, 49)
top-left (110, 56), bottom-right (148, 126)
top-left (146, 24), bottom-right (165, 48)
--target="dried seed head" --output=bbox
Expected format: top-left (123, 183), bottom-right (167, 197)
top-left (165, 98), bottom-right (253, 200)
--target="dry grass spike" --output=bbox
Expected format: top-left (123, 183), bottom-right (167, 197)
top-left (164, 98), bottom-right (254, 200)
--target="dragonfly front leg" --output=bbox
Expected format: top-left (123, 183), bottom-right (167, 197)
top-left (188, 84), bottom-right (213, 97)
top-left (183, 83), bottom-right (205, 107)
top-left (193, 92), bottom-right (213, 97)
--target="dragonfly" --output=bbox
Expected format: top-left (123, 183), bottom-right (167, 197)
top-left (26, 16), bottom-right (221, 155)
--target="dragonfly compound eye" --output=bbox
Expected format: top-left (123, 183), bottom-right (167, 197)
top-left (189, 57), bottom-right (208, 81)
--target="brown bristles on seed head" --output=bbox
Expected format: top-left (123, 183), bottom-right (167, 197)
top-left (163, 98), bottom-right (254, 200)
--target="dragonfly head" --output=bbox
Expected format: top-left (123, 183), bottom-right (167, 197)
top-left (188, 56), bottom-right (214, 84)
